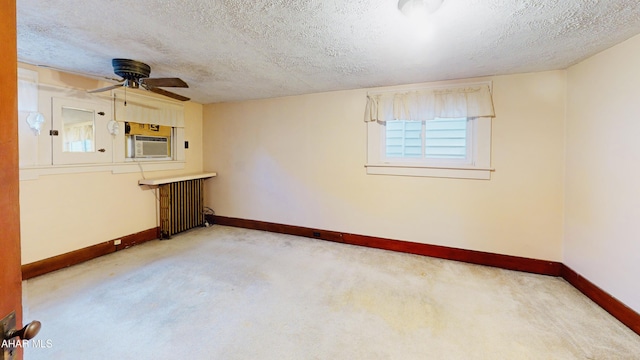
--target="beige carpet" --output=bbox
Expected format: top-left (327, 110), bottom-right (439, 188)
top-left (23, 225), bottom-right (640, 359)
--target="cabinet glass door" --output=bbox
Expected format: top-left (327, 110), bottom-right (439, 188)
top-left (52, 97), bottom-right (112, 165)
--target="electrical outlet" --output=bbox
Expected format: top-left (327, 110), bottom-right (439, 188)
top-left (114, 239), bottom-right (121, 246)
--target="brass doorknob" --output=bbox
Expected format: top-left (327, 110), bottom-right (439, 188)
top-left (5, 320), bottom-right (41, 340)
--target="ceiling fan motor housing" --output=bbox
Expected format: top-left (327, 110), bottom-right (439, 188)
top-left (87, 58), bottom-right (189, 101)
top-left (112, 58), bottom-right (151, 80)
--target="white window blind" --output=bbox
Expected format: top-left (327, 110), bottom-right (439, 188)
top-left (424, 118), bottom-right (467, 159)
top-left (386, 120), bottom-right (422, 158)
top-left (385, 118), bottom-right (469, 161)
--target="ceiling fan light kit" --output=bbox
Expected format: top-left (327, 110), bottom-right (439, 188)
top-left (87, 58), bottom-right (190, 102)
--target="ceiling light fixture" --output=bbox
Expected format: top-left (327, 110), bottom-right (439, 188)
top-left (398, 0), bottom-right (444, 18)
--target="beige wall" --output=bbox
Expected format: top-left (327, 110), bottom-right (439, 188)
top-left (565, 34), bottom-right (640, 312)
top-left (203, 71), bottom-right (566, 261)
top-left (19, 66), bottom-right (203, 264)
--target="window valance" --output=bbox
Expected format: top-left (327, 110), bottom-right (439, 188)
top-left (114, 90), bottom-right (185, 127)
top-left (364, 84), bottom-right (495, 122)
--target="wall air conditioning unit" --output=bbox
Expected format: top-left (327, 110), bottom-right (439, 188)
top-left (128, 135), bottom-right (170, 158)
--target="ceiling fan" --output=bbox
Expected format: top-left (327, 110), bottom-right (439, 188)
top-left (87, 58), bottom-right (190, 101)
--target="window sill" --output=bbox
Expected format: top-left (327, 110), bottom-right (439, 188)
top-left (365, 163), bottom-right (493, 180)
top-left (19, 161), bottom-right (185, 180)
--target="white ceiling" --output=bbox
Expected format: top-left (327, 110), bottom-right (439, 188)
top-left (16, 0), bottom-right (640, 104)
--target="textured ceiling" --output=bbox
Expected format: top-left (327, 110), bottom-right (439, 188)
top-left (16, 0), bottom-right (640, 104)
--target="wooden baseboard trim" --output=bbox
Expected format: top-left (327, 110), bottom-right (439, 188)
top-left (213, 216), bottom-right (344, 243)
top-left (561, 265), bottom-right (640, 335)
top-left (341, 233), bottom-right (562, 276)
top-left (213, 216), bottom-right (562, 276)
top-left (21, 227), bottom-right (159, 280)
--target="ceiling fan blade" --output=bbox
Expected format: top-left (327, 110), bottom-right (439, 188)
top-left (141, 77), bottom-right (188, 88)
top-left (146, 86), bottom-right (190, 101)
top-left (87, 83), bottom-right (124, 93)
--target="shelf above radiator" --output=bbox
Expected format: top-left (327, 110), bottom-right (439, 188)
top-left (138, 172), bottom-right (217, 186)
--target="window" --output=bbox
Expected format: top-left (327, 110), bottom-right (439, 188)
top-left (365, 82), bottom-right (494, 179)
top-left (385, 117), bottom-right (470, 162)
top-left (114, 91), bottom-right (185, 164)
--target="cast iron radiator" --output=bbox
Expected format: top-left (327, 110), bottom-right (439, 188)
top-left (159, 178), bottom-right (205, 238)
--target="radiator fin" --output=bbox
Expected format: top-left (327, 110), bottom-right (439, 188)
top-left (159, 179), bottom-right (204, 238)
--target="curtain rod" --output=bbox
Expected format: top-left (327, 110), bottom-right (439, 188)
top-left (366, 80), bottom-right (492, 96)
